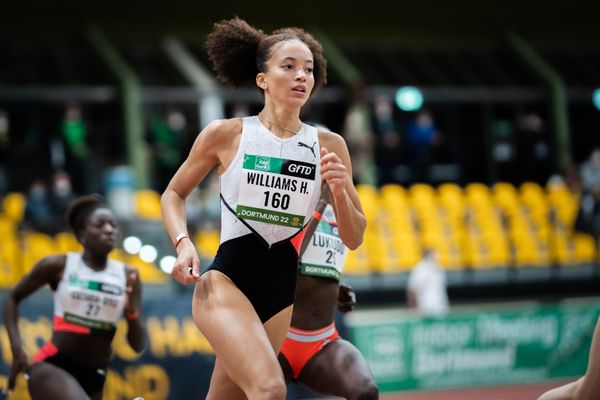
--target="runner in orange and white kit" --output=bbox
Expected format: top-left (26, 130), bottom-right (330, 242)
top-left (3, 195), bottom-right (145, 400)
top-left (279, 186), bottom-right (379, 399)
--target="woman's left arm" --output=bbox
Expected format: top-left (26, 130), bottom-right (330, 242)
top-left (123, 267), bottom-right (146, 353)
top-left (319, 130), bottom-right (366, 249)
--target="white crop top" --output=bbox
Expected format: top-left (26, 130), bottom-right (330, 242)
top-left (219, 116), bottom-right (321, 246)
top-left (54, 252), bottom-right (127, 334)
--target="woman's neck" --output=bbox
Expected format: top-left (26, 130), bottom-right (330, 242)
top-left (82, 251), bottom-right (109, 271)
top-left (259, 105), bottom-right (302, 138)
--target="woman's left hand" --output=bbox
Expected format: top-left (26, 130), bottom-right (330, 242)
top-left (320, 147), bottom-right (349, 198)
top-left (337, 283), bottom-right (356, 313)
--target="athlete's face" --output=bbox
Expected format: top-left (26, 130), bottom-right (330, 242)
top-left (80, 208), bottom-right (119, 254)
top-left (258, 39), bottom-right (315, 107)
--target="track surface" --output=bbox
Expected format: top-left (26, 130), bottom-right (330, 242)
top-left (303, 379), bottom-right (575, 400)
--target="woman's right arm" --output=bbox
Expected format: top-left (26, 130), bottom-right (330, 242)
top-left (160, 118), bottom-right (239, 284)
top-left (299, 183), bottom-right (330, 257)
top-left (3, 254), bottom-right (66, 391)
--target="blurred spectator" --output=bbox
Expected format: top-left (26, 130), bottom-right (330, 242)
top-left (406, 109), bottom-right (441, 183)
top-left (490, 119), bottom-right (518, 183)
top-left (575, 148), bottom-right (600, 239)
top-left (372, 96), bottom-right (402, 186)
top-left (581, 148), bottom-right (600, 193)
top-left (147, 108), bottom-right (186, 192)
top-left (0, 110), bottom-right (10, 196)
top-left (23, 179), bottom-right (54, 234)
top-left (516, 111), bottom-right (551, 185)
top-left (50, 170), bottom-right (77, 231)
top-left (406, 248), bottom-right (449, 317)
top-left (343, 83), bottom-right (376, 185)
top-left (60, 102), bottom-right (90, 193)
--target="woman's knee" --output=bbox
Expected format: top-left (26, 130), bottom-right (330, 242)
top-left (351, 379), bottom-right (379, 400)
top-left (252, 376), bottom-right (287, 400)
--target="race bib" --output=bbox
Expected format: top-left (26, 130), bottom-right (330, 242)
top-left (237, 154), bottom-right (317, 228)
top-left (63, 274), bottom-right (126, 331)
top-left (300, 216), bottom-right (347, 280)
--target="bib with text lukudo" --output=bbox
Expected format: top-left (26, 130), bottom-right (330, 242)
top-left (300, 205), bottom-right (348, 280)
top-left (237, 154), bottom-right (317, 228)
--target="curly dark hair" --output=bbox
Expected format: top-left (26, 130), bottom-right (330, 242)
top-left (65, 194), bottom-right (106, 233)
top-left (205, 17), bottom-right (327, 94)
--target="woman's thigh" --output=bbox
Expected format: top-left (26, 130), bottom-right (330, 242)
top-left (297, 339), bottom-right (377, 399)
top-left (28, 362), bottom-right (90, 400)
top-left (577, 317), bottom-right (600, 400)
top-left (193, 270), bottom-right (292, 394)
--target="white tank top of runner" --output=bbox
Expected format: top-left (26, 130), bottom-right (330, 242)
top-left (54, 252), bottom-right (127, 332)
top-left (220, 116), bottom-right (321, 246)
top-left (300, 204), bottom-right (348, 280)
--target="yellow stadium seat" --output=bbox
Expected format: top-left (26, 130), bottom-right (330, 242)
top-left (410, 183), bottom-right (436, 197)
top-left (493, 183), bottom-right (519, 208)
top-left (134, 190), bottom-right (162, 220)
top-left (438, 183), bottom-right (463, 198)
top-left (521, 182), bottom-right (549, 212)
top-left (21, 232), bottom-right (57, 273)
top-left (194, 230), bottom-right (220, 258)
top-left (520, 181), bottom-right (544, 196)
top-left (380, 184), bottom-right (409, 215)
top-left (409, 184), bottom-right (437, 207)
top-left (0, 216), bottom-right (17, 241)
top-left (574, 234), bottom-right (597, 263)
top-left (438, 249), bottom-right (463, 271)
top-left (0, 240), bottom-right (21, 287)
top-left (493, 182), bottom-right (518, 196)
top-left (380, 183), bottom-right (407, 199)
top-left (344, 246), bottom-right (370, 275)
top-left (356, 185), bottom-right (379, 221)
top-left (55, 232), bottom-right (82, 253)
top-left (466, 183), bottom-right (491, 198)
top-left (3, 192), bottom-right (26, 222)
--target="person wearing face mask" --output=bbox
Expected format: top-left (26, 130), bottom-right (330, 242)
top-left (24, 179), bottom-right (54, 234)
top-left (50, 170), bottom-right (76, 232)
top-left (160, 17), bottom-right (366, 399)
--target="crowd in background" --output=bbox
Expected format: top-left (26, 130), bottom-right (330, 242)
top-left (0, 95), bottom-right (599, 242)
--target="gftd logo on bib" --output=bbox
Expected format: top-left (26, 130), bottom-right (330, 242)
top-left (255, 156), bottom-right (270, 171)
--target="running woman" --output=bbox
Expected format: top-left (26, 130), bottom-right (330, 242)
top-left (160, 18), bottom-right (366, 399)
top-left (279, 186), bottom-right (378, 399)
top-left (3, 194), bottom-right (145, 400)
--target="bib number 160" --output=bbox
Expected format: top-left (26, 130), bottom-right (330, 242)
top-left (263, 191), bottom-right (290, 210)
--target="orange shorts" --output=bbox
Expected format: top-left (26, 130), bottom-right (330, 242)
top-left (279, 322), bottom-right (340, 379)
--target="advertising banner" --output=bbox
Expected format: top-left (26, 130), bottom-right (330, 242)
top-left (347, 300), bottom-right (600, 392)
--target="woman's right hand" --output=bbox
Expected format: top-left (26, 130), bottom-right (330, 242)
top-left (7, 347), bottom-right (29, 391)
top-left (171, 239), bottom-right (201, 284)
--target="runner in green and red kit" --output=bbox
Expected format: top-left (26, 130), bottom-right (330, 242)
top-left (3, 195), bottom-right (145, 400)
